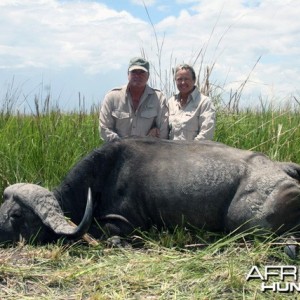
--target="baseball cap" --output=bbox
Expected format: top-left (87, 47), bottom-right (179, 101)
top-left (128, 57), bottom-right (149, 72)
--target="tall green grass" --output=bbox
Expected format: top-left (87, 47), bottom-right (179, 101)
top-left (0, 98), bottom-right (100, 192)
top-left (216, 105), bottom-right (300, 162)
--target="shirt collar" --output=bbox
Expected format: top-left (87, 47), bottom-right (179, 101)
top-left (175, 86), bottom-right (197, 103)
top-left (126, 84), bottom-right (152, 96)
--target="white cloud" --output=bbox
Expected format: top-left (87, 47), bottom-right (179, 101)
top-left (150, 0), bottom-right (300, 103)
top-left (0, 0), bottom-right (299, 110)
top-left (0, 0), bottom-right (151, 74)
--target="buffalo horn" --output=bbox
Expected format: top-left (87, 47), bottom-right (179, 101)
top-left (6, 183), bottom-right (93, 239)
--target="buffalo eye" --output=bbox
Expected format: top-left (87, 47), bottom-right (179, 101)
top-left (3, 192), bottom-right (9, 202)
top-left (10, 209), bottom-right (23, 223)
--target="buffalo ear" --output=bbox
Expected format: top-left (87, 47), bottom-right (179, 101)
top-left (4, 183), bottom-right (92, 238)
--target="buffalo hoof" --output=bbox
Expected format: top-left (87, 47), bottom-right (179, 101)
top-left (284, 236), bottom-right (298, 259)
top-left (284, 244), bottom-right (298, 259)
top-left (106, 236), bottom-right (131, 248)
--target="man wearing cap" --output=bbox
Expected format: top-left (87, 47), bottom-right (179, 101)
top-left (99, 57), bottom-right (169, 142)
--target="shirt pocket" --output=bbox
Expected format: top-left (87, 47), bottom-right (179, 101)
top-left (112, 110), bottom-right (131, 119)
top-left (179, 112), bottom-right (194, 126)
top-left (141, 109), bottom-right (157, 119)
top-left (182, 113), bottom-right (199, 131)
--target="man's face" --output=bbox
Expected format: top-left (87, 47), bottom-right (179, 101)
top-left (128, 69), bottom-right (149, 88)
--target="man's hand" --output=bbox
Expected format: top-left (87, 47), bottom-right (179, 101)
top-left (147, 128), bottom-right (160, 138)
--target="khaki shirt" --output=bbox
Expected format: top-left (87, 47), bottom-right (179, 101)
top-left (168, 87), bottom-right (216, 141)
top-left (99, 85), bottom-right (169, 142)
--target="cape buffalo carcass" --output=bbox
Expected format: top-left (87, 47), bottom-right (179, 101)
top-left (1, 138), bottom-right (300, 248)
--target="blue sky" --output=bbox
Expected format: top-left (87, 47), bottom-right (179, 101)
top-left (96, 0), bottom-right (181, 23)
top-left (0, 0), bottom-right (299, 112)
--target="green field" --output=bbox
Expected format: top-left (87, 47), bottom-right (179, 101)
top-left (0, 97), bottom-right (300, 299)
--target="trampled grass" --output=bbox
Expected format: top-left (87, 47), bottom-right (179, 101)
top-left (0, 95), bottom-right (300, 299)
top-left (0, 232), bottom-right (298, 299)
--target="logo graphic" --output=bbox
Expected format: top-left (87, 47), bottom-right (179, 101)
top-left (246, 266), bottom-right (300, 293)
